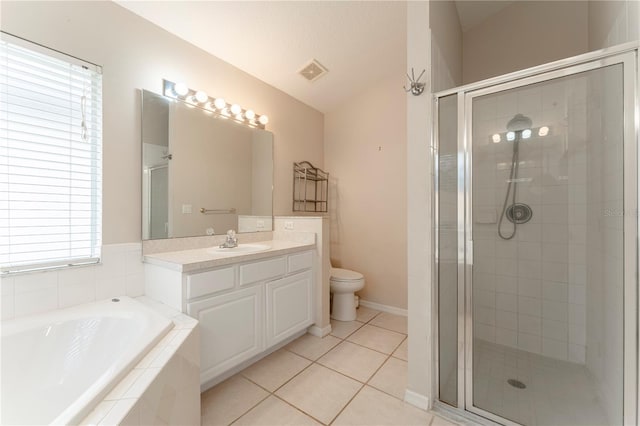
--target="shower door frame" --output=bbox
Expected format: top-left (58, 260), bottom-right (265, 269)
top-left (433, 42), bottom-right (639, 425)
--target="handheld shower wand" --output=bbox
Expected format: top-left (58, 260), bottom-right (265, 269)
top-left (497, 114), bottom-right (533, 240)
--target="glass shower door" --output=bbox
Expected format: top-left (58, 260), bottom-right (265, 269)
top-left (466, 55), bottom-right (636, 425)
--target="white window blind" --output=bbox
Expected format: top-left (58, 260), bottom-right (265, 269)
top-left (0, 34), bottom-right (102, 274)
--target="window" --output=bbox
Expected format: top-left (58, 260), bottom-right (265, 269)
top-left (0, 33), bottom-right (102, 274)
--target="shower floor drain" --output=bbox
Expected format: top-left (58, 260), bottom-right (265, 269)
top-left (507, 379), bottom-right (526, 389)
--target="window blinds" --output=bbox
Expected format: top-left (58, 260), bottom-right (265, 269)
top-left (0, 34), bottom-right (103, 273)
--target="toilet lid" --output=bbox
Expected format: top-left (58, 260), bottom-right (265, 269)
top-left (331, 268), bottom-right (364, 281)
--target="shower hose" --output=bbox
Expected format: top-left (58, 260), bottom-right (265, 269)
top-left (497, 132), bottom-right (520, 240)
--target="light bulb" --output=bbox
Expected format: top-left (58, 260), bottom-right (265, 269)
top-left (245, 109), bottom-right (255, 120)
top-left (195, 90), bottom-right (208, 103)
top-left (492, 134), bottom-right (501, 143)
top-left (173, 82), bottom-right (189, 97)
top-left (230, 104), bottom-right (242, 115)
top-left (522, 129), bottom-right (532, 139)
top-left (506, 131), bottom-right (515, 141)
top-left (539, 126), bottom-right (549, 136)
top-left (214, 98), bottom-right (226, 110)
top-left (258, 115), bottom-right (269, 125)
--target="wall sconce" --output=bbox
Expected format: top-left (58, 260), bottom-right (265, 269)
top-left (162, 79), bottom-right (269, 129)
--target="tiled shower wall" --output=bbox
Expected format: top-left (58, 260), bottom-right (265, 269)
top-left (472, 75), bottom-right (590, 363)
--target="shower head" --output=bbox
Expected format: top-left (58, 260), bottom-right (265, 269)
top-left (506, 114), bottom-right (533, 132)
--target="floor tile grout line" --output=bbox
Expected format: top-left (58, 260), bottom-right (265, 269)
top-left (271, 393), bottom-right (329, 425)
top-left (312, 355), bottom-right (379, 385)
top-left (284, 338), bottom-right (343, 362)
top-left (202, 377), bottom-right (270, 426)
top-left (345, 333), bottom-right (407, 357)
top-left (283, 321), bottom-right (407, 396)
top-left (242, 357), bottom-right (362, 426)
top-left (252, 355), bottom-right (316, 395)
top-left (327, 383), bottom-right (366, 425)
top-left (365, 351), bottom-right (393, 382)
top-left (338, 335), bottom-right (405, 357)
top-left (226, 390), bottom-right (271, 426)
top-left (329, 322), bottom-right (366, 340)
top-left (237, 361), bottom-right (324, 425)
top-left (390, 334), bottom-right (409, 360)
top-left (271, 328), bottom-right (397, 424)
top-left (367, 316), bottom-right (409, 335)
top-left (362, 343), bottom-right (403, 399)
top-left (360, 322), bottom-right (407, 337)
top-left (212, 364), bottom-right (411, 424)
top-left (203, 311), bottom-right (397, 426)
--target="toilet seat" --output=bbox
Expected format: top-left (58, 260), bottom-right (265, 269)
top-left (330, 268), bottom-right (364, 282)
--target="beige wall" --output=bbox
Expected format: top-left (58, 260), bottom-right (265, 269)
top-left (324, 69), bottom-right (408, 310)
top-left (430, 0), bottom-right (463, 91)
top-left (406, 1), bottom-right (432, 407)
top-left (1, 1), bottom-right (324, 244)
top-left (588, 0), bottom-right (640, 49)
top-left (462, 1), bottom-right (589, 84)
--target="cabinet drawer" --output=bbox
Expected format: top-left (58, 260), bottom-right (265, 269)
top-left (187, 267), bottom-right (235, 299)
top-left (239, 257), bottom-right (286, 286)
top-left (287, 251), bottom-right (313, 273)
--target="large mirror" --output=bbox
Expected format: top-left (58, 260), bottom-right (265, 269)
top-left (141, 90), bottom-right (273, 240)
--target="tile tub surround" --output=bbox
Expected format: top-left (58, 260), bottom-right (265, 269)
top-left (1, 243), bottom-right (145, 321)
top-left (2, 296), bottom-right (173, 425)
top-left (81, 296), bottom-right (200, 425)
top-left (201, 309), bottom-right (457, 426)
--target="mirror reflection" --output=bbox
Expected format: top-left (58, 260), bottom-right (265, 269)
top-left (141, 90), bottom-right (273, 240)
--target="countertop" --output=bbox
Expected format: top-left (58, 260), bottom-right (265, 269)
top-left (143, 239), bottom-right (315, 273)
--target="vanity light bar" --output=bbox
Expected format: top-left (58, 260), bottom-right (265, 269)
top-left (162, 79), bottom-right (269, 129)
top-left (490, 126), bottom-right (550, 143)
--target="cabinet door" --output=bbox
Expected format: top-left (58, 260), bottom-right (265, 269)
top-left (265, 271), bottom-right (313, 346)
top-left (187, 285), bottom-right (263, 385)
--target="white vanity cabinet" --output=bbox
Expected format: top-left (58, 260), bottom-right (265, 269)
top-left (145, 247), bottom-right (315, 388)
top-left (265, 271), bottom-right (313, 346)
top-left (188, 285), bottom-right (264, 383)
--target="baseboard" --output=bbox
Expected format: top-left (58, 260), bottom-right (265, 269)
top-left (359, 299), bottom-right (408, 317)
top-left (307, 323), bottom-right (332, 337)
top-left (404, 389), bottom-right (430, 411)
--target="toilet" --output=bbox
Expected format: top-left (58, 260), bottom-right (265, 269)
top-left (330, 267), bottom-right (365, 321)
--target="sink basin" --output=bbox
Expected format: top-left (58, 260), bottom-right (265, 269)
top-left (208, 243), bottom-right (271, 255)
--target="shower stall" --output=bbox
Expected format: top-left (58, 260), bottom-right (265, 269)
top-left (434, 44), bottom-right (639, 425)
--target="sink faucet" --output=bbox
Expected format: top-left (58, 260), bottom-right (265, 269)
top-left (219, 229), bottom-right (238, 248)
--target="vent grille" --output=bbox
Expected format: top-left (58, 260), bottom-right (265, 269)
top-left (298, 59), bottom-right (328, 82)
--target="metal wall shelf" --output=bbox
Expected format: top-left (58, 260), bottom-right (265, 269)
top-left (293, 161), bottom-right (329, 212)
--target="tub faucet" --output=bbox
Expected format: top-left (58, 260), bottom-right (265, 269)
top-left (219, 229), bottom-right (238, 248)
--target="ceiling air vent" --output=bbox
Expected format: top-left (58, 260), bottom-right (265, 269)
top-left (298, 59), bottom-right (328, 82)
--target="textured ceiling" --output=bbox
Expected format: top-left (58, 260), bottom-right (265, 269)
top-left (117, 1), bottom-right (407, 113)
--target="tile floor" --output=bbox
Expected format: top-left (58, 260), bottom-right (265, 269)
top-left (201, 307), bottom-right (457, 426)
top-left (469, 339), bottom-right (610, 425)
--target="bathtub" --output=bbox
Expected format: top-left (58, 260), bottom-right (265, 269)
top-left (1, 296), bottom-right (173, 425)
